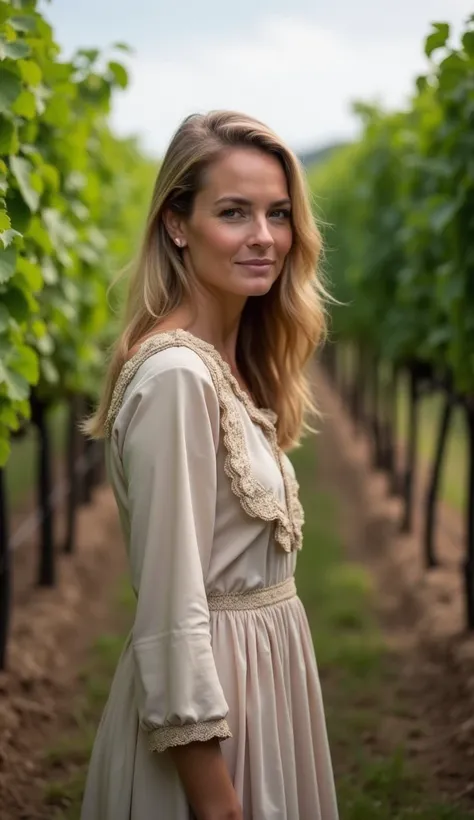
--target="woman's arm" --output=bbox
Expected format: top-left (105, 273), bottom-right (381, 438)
top-left (170, 740), bottom-right (242, 820)
top-left (119, 351), bottom-right (239, 816)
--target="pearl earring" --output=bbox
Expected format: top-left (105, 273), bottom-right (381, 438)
top-left (175, 237), bottom-right (185, 247)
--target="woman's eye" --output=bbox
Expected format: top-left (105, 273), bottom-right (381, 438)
top-left (220, 208), bottom-right (244, 219)
top-left (219, 207), bottom-right (290, 220)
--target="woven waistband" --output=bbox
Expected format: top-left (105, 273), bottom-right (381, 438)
top-left (207, 577), bottom-right (296, 611)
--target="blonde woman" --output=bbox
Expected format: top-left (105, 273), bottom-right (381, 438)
top-left (80, 111), bottom-right (338, 820)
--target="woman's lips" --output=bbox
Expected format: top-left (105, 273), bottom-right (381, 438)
top-left (236, 259), bottom-right (275, 274)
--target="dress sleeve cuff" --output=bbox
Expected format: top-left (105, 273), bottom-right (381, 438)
top-left (148, 718), bottom-right (233, 753)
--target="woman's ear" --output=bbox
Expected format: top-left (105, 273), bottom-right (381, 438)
top-left (163, 209), bottom-right (187, 249)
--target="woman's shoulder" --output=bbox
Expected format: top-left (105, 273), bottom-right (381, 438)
top-left (106, 333), bottom-right (218, 439)
top-left (125, 316), bottom-right (194, 363)
top-left (106, 330), bottom-right (218, 436)
top-left (129, 335), bottom-right (213, 385)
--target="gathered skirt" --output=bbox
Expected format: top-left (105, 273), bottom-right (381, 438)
top-left (80, 580), bottom-right (339, 819)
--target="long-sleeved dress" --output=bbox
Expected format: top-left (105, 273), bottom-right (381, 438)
top-left (80, 329), bottom-right (338, 820)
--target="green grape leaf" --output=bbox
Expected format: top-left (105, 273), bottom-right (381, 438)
top-left (0, 2), bottom-right (11, 25)
top-left (0, 228), bottom-right (21, 248)
top-left (12, 89), bottom-right (36, 119)
top-left (36, 333), bottom-right (54, 355)
top-left (11, 343), bottom-right (39, 383)
top-left (9, 15), bottom-right (37, 33)
top-left (0, 36), bottom-right (31, 61)
top-left (0, 354), bottom-right (29, 396)
top-left (70, 200), bottom-right (89, 220)
top-left (425, 22), bottom-right (450, 57)
top-left (0, 246), bottom-right (16, 283)
top-left (0, 210), bottom-right (10, 231)
top-left (2, 285), bottom-right (29, 322)
top-left (0, 67), bottom-right (22, 113)
top-left (16, 255), bottom-right (43, 290)
top-left (0, 404), bottom-right (19, 428)
top-left (40, 163), bottom-right (59, 192)
top-left (0, 437), bottom-right (11, 468)
top-left (10, 155), bottom-right (39, 211)
top-left (76, 47), bottom-right (100, 63)
top-left (7, 192), bottom-right (31, 232)
top-left (31, 82), bottom-right (49, 116)
top-left (40, 357), bottom-right (59, 385)
top-left (41, 256), bottom-right (58, 284)
top-left (18, 58), bottom-right (42, 86)
top-left (0, 303), bottom-right (9, 332)
top-left (31, 318), bottom-right (47, 337)
top-left (112, 42), bottom-right (133, 54)
top-left (0, 116), bottom-right (15, 153)
top-left (415, 75), bottom-right (428, 94)
top-left (462, 30), bottom-right (474, 56)
top-left (42, 207), bottom-right (76, 248)
top-left (43, 93), bottom-right (70, 127)
top-left (65, 171), bottom-right (87, 193)
top-left (108, 61), bottom-right (128, 88)
top-left (1, 365), bottom-right (30, 401)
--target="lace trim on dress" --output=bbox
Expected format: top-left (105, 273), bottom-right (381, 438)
top-left (105, 329), bottom-right (303, 553)
top-left (148, 717), bottom-right (232, 753)
top-left (208, 577), bottom-right (296, 611)
top-left (283, 460), bottom-right (305, 551)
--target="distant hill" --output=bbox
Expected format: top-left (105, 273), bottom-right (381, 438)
top-left (297, 141), bottom-right (350, 169)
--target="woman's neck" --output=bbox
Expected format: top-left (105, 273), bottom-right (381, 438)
top-left (168, 292), bottom-right (246, 373)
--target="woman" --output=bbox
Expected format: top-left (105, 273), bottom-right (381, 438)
top-left (81, 110), bottom-right (338, 820)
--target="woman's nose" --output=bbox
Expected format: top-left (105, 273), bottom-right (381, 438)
top-left (249, 217), bottom-right (274, 246)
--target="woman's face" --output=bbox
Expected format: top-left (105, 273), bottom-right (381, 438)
top-left (174, 147), bottom-right (293, 299)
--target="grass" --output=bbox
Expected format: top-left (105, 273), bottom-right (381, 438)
top-left (43, 582), bottom-right (134, 819)
top-left (292, 437), bottom-right (474, 820)
top-left (42, 436), bottom-right (473, 819)
top-left (341, 346), bottom-right (468, 514)
top-left (5, 403), bottom-right (68, 506)
top-left (396, 373), bottom-right (468, 513)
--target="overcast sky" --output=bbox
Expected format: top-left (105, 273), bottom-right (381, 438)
top-left (42, 0), bottom-right (473, 158)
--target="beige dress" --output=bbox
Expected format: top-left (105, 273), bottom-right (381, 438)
top-left (80, 329), bottom-right (338, 820)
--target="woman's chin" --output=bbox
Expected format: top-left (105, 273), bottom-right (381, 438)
top-left (233, 278), bottom-right (276, 298)
top-left (247, 281), bottom-right (275, 297)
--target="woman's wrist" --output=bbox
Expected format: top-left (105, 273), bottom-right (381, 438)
top-left (202, 808), bottom-right (242, 820)
top-left (169, 738), bottom-right (242, 820)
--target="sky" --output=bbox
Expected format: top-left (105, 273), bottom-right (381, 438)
top-left (42, 0), bottom-right (473, 158)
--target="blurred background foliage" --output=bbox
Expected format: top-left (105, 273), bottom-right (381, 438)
top-left (309, 17), bottom-right (474, 396)
top-left (0, 0), bottom-right (155, 465)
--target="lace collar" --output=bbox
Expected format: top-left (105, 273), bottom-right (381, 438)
top-left (105, 329), bottom-right (303, 553)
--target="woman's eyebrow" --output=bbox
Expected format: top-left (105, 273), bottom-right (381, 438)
top-left (215, 195), bottom-right (292, 207)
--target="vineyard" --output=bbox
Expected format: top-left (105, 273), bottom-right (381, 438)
top-left (1, 2), bottom-right (474, 818)
top-left (0, 0), bottom-right (154, 669)
top-left (310, 17), bottom-right (474, 628)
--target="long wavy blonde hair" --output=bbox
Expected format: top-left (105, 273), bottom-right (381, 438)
top-left (84, 110), bottom-right (329, 449)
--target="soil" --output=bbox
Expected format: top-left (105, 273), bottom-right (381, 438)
top-left (0, 367), bottom-right (473, 818)
top-left (314, 366), bottom-right (474, 807)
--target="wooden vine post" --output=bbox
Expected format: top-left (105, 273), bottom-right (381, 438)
top-left (465, 397), bottom-right (474, 630)
top-left (30, 393), bottom-right (55, 587)
top-left (0, 470), bottom-right (10, 670)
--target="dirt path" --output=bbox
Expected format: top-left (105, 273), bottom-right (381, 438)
top-left (315, 367), bottom-right (474, 807)
top-left (0, 486), bottom-right (128, 820)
